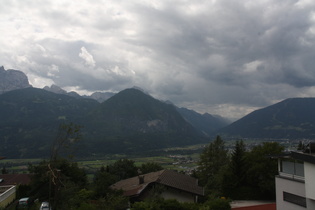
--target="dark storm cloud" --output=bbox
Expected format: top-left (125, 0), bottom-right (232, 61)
top-left (1, 0), bottom-right (315, 119)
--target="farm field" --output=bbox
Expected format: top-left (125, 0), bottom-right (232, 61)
top-left (0, 144), bottom-right (205, 175)
top-left (0, 139), bottom-right (295, 176)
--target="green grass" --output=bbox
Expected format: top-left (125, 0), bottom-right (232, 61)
top-left (1, 152), bottom-right (200, 175)
top-left (0, 159), bottom-right (40, 163)
top-left (76, 154), bottom-right (197, 172)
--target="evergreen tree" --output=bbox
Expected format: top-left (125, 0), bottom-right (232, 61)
top-left (221, 140), bottom-right (249, 198)
top-left (230, 140), bottom-right (247, 185)
top-left (197, 136), bottom-right (229, 195)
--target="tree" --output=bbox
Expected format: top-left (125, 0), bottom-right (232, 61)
top-left (1, 166), bottom-right (8, 174)
top-left (245, 142), bottom-right (284, 199)
top-left (221, 140), bottom-right (249, 199)
top-left (49, 123), bottom-right (84, 209)
top-left (29, 158), bottom-right (87, 208)
top-left (139, 162), bottom-right (163, 174)
top-left (50, 123), bottom-right (82, 161)
top-left (230, 140), bottom-right (247, 184)
top-left (197, 136), bottom-right (229, 195)
top-left (131, 197), bottom-right (199, 210)
top-left (93, 166), bottom-right (117, 198)
top-left (91, 165), bottom-right (129, 209)
top-left (28, 123), bottom-right (88, 209)
top-left (108, 159), bottom-right (138, 180)
top-left (203, 197), bottom-right (231, 210)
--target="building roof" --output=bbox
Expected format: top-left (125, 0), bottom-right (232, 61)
top-left (111, 169), bottom-right (203, 197)
top-left (290, 151), bottom-right (315, 164)
top-left (276, 151), bottom-right (315, 165)
top-left (0, 174), bottom-right (32, 186)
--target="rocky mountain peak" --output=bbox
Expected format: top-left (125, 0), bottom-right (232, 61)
top-left (0, 66), bottom-right (32, 94)
top-left (43, 84), bottom-right (67, 94)
top-left (89, 92), bottom-right (115, 103)
top-left (43, 84), bottom-right (82, 98)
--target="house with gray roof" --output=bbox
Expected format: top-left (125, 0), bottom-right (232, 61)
top-left (110, 169), bottom-right (203, 203)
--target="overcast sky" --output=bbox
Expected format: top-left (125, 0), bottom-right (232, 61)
top-left (1, 0), bottom-right (315, 120)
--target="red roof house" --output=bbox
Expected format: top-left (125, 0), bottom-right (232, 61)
top-left (0, 174), bottom-right (32, 186)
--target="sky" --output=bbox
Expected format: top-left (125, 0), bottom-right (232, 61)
top-left (1, 0), bottom-right (315, 120)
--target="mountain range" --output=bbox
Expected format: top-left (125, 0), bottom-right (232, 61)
top-left (0, 86), bottom-right (225, 158)
top-left (2, 66), bottom-right (315, 158)
top-left (43, 84), bottom-right (115, 103)
top-left (0, 67), bottom-right (232, 158)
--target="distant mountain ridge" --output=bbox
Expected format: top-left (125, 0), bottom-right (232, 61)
top-left (176, 107), bottom-right (230, 136)
top-left (217, 98), bottom-right (315, 139)
top-left (44, 84), bottom-right (115, 102)
top-left (87, 91), bottom-right (115, 103)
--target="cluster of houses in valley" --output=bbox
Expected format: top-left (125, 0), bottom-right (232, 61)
top-left (167, 154), bottom-right (198, 175)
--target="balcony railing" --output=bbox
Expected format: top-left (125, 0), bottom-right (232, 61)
top-left (278, 171), bottom-right (305, 181)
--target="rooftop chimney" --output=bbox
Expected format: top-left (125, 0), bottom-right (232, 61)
top-left (138, 175), bottom-right (144, 184)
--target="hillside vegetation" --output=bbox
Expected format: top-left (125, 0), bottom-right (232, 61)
top-left (0, 88), bottom-right (213, 158)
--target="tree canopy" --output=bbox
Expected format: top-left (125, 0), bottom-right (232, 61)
top-left (196, 137), bottom-right (284, 200)
top-left (197, 136), bottom-right (229, 195)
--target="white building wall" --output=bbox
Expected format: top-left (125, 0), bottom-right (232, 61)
top-left (275, 177), bottom-right (306, 210)
top-left (0, 186), bottom-right (16, 208)
top-left (306, 199), bottom-right (315, 210)
top-left (304, 162), bottom-right (315, 200)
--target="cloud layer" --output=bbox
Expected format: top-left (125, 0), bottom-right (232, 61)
top-left (1, 0), bottom-right (315, 119)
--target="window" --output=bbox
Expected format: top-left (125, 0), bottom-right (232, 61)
top-left (280, 159), bottom-right (304, 179)
top-left (283, 191), bottom-right (306, 207)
